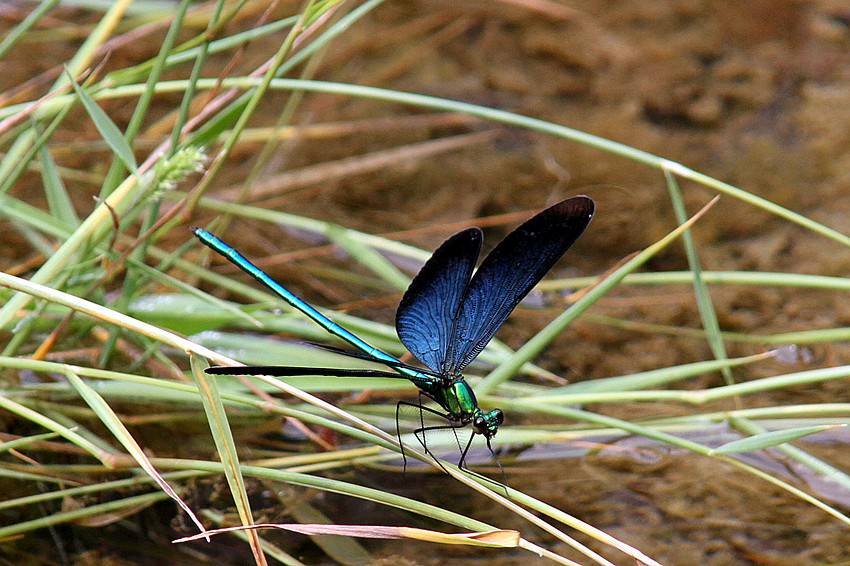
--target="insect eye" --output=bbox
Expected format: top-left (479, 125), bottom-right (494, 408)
top-left (473, 416), bottom-right (487, 433)
top-left (493, 409), bottom-right (504, 426)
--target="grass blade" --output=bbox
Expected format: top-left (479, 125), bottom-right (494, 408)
top-left (709, 424), bottom-right (846, 454)
top-left (67, 73), bottom-right (138, 173)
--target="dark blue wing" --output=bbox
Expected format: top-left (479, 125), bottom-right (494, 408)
top-left (443, 196), bottom-right (595, 373)
top-left (395, 228), bottom-right (482, 374)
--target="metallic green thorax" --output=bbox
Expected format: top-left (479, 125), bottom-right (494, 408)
top-left (431, 378), bottom-right (477, 419)
top-left (424, 376), bottom-right (503, 437)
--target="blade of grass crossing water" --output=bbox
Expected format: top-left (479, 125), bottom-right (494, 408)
top-left (728, 416), bottom-right (850, 491)
top-left (665, 168), bottom-right (732, 385)
top-left (711, 423), bottom-right (845, 454)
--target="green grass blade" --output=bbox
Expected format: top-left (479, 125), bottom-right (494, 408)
top-left (730, 417), bottom-right (850, 492)
top-left (665, 168), bottom-right (732, 384)
top-left (0, 393), bottom-right (108, 461)
top-left (38, 143), bottom-right (80, 226)
top-left (190, 354), bottom-right (260, 551)
top-left (61, 364), bottom-right (206, 533)
top-left (709, 424), bottom-right (845, 454)
top-left (0, 491), bottom-right (171, 540)
top-left (0, 0), bottom-right (61, 61)
top-left (67, 73), bottom-right (138, 173)
top-left (325, 223), bottom-right (411, 291)
top-left (530, 352), bottom-right (773, 397)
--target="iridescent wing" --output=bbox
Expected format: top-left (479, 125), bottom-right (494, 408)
top-left (395, 228), bottom-right (482, 374)
top-left (443, 196), bottom-right (595, 373)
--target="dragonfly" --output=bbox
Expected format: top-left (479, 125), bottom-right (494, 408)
top-left (192, 195), bottom-right (594, 474)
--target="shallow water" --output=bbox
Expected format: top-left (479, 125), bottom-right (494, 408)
top-left (306, 2), bottom-right (850, 563)
top-left (3, 1), bottom-right (850, 564)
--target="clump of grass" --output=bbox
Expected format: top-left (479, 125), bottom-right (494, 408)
top-left (0, 2), bottom-right (848, 566)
